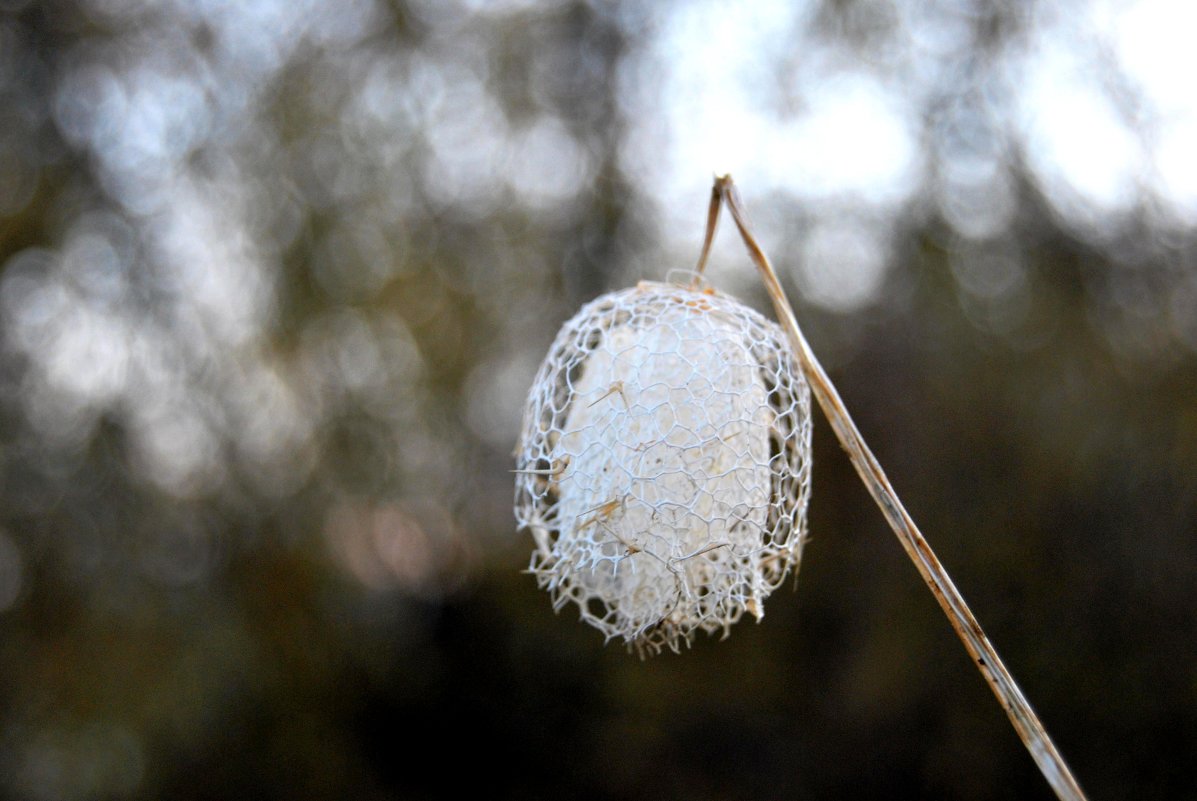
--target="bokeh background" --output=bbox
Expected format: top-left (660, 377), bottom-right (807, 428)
top-left (1, 0), bottom-right (1195, 798)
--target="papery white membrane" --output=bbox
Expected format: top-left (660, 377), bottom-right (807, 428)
top-left (514, 281), bottom-right (812, 654)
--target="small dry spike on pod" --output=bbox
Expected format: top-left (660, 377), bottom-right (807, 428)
top-left (514, 276), bottom-right (812, 655)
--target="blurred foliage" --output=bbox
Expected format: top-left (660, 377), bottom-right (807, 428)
top-left (0, 0), bottom-right (1195, 799)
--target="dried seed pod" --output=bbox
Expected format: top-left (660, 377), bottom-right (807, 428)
top-left (514, 280), bottom-right (812, 654)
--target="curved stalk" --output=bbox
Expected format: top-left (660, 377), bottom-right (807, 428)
top-left (698, 175), bottom-right (1087, 801)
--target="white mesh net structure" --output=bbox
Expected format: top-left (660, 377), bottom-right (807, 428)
top-left (514, 280), bottom-right (813, 654)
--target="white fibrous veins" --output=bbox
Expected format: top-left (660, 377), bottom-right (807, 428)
top-left (514, 281), bottom-right (813, 654)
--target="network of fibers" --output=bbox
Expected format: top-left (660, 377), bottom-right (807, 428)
top-left (515, 280), bottom-right (813, 654)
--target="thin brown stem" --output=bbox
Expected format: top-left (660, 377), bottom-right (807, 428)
top-left (693, 177), bottom-right (725, 282)
top-left (705, 174), bottom-right (1087, 801)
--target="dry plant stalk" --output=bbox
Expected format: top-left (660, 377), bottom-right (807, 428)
top-left (700, 174), bottom-right (1086, 801)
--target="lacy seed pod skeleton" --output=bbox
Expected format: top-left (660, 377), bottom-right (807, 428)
top-left (514, 280), bottom-right (812, 654)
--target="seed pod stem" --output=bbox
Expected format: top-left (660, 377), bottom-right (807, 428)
top-left (704, 175), bottom-right (1087, 801)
